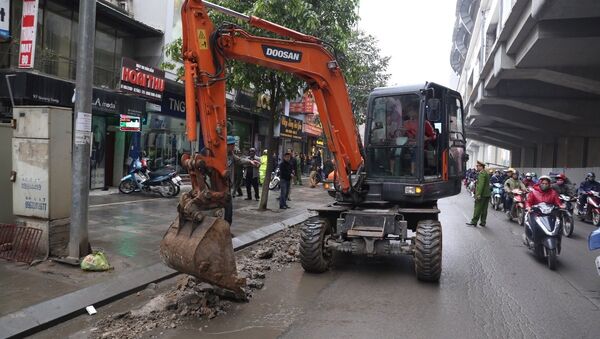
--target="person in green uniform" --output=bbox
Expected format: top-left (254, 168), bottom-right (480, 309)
top-left (466, 161), bottom-right (491, 227)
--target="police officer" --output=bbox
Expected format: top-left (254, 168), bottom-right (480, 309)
top-left (466, 161), bottom-right (491, 227)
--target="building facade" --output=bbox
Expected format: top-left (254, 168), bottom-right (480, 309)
top-left (450, 0), bottom-right (600, 171)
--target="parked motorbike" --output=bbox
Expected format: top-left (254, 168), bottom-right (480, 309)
top-left (468, 180), bottom-right (476, 198)
top-left (269, 167), bottom-right (280, 190)
top-left (559, 194), bottom-right (576, 237)
top-left (507, 189), bottom-right (528, 226)
top-left (588, 228), bottom-right (600, 276)
top-left (577, 190), bottom-right (600, 226)
top-left (119, 159), bottom-right (181, 197)
top-left (523, 203), bottom-right (562, 270)
top-left (491, 183), bottom-right (504, 211)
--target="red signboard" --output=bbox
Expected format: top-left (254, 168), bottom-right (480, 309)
top-left (120, 57), bottom-right (165, 101)
top-left (289, 90), bottom-right (318, 114)
top-left (304, 123), bottom-right (322, 137)
top-left (18, 0), bottom-right (39, 69)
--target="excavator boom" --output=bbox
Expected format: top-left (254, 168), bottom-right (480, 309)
top-left (160, 0), bottom-right (363, 296)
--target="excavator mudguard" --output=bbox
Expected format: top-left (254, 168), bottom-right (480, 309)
top-left (160, 212), bottom-right (245, 297)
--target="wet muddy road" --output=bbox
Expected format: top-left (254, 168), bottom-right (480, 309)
top-left (169, 192), bottom-right (600, 339)
top-left (34, 192), bottom-right (600, 338)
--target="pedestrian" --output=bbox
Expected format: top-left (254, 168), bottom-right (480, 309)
top-left (287, 149), bottom-right (296, 200)
top-left (309, 161), bottom-right (318, 188)
top-left (279, 152), bottom-right (293, 209)
top-left (244, 148), bottom-right (261, 201)
top-left (226, 136), bottom-right (259, 224)
top-left (294, 152), bottom-right (303, 185)
top-left (232, 149), bottom-right (244, 197)
top-left (300, 153), bottom-right (306, 175)
top-left (466, 160), bottom-right (491, 227)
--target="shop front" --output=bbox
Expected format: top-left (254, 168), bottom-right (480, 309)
top-left (0, 70), bottom-right (146, 189)
top-left (144, 80), bottom-right (191, 172)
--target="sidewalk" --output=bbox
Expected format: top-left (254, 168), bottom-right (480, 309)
top-left (0, 179), bottom-right (329, 317)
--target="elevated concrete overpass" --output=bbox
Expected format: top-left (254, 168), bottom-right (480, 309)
top-left (451, 0), bottom-right (600, 170)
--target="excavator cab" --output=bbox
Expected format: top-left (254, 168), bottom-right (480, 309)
top-left (363, 82), bottom-right (467, 204)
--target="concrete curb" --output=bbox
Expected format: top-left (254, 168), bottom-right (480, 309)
top-left (0, 212), bottom-right (313, 339)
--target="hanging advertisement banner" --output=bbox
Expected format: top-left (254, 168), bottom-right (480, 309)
top-left (18, 0), bottom-right (38, 69)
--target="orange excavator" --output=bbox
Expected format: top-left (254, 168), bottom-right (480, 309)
top-left (160, 0), bottom-right (468, 297)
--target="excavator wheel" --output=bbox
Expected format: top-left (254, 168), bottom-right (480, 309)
top-left (299, 217), bottom-right (332, 273)
top-left (414, 220), bottom-right (442, 282)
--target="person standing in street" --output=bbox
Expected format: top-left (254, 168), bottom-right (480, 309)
top-left (232, 149), bottom-right (244, 198)
top-left (226, 136), bottom-right (259, 224)
top-left (287, 149), bottom-right (296, 201)
top-left (294, 152), bottom-right (303, 185)
top-left (279, 152), bottom-right (293, 209)
top-left (466, 161), bottom-right (491, 227)
top-left (244, 148), bottom-right (261, 201)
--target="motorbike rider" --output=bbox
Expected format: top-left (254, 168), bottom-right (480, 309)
top-left (490, 170), bottom-right (505, 185)
top-left (552, 173), bottom-right (575, 196)
top-left (577, 172), bottom-right (600, 211)
top-left (523, 173), bottom-right (536, 188)
top-left (525, 176), bottom-right (564, 213)
top-left (503, 169), bottom-right (527, 213)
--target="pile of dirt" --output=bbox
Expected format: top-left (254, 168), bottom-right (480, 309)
top-left (92, 226), bottom-right (300, 339)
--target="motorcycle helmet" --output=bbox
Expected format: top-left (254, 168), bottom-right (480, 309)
top-left (586, 172), bottom-right (596, 181)
top-left (555, 173), bottom-right (566, 185)
top-left (525, 172), bottom-right (532, 179)
top-left (538, 176), bottom-right (551, 191)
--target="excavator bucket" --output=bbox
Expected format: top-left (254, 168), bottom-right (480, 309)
top-left (159, 215), bottom-right (245, 297)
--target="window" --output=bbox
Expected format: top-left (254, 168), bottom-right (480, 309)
top-left (41, 9), bottom-right (72, 78)
top-left (448, 96), bottom-right (465, 142)
top-left (367, 94), bottom-right (422, 177)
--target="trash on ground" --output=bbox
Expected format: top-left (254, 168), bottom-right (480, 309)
top-left (86, 305), bottom-right (98, 315)
top-left (81, 251), bottom-right (111, 271)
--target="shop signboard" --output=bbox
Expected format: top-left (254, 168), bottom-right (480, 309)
top-left (18, 0), bottom-right (38, 68)
top-left (161, 91), bottom-right (186, 119)
top-left (0, 0), bottom-right (11, 42)
top-left (120, 114), bottom-right (141, 132)
top-left (304, 123), bottom-right (322, 137)
top-left (280, 115), bottom-right (303, 140)
top-left (120, 57), bottom-right (165, 101)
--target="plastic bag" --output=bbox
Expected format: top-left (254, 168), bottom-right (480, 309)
top-left (80, 251), bottom-right (111, 271)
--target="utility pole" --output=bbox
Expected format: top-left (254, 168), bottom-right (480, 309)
top-left (69, 0), bottom-right (97, 261)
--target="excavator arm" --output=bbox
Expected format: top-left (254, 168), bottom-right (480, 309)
top-left (182, 0), bottom-right (363, 192)
top-left (160, 0), bottom-right (363, 296)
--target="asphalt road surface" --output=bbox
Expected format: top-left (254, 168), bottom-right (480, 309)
top-left (167, 190), bottom-right (600, 339)
top-left (31, 190), bottom-right (600, 339)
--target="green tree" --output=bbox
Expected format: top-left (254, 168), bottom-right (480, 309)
top-left (163, 0), bottom-right (389, 210)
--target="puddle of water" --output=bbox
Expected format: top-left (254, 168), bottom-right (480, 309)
top-left (161, 326), bottom-right (282, 339)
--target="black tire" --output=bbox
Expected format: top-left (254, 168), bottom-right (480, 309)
top-left (414, 220), bottom-right (442, 282)
top-left (592, 211), bottom-right (600, 227)
top-left (119, 179), bottom-right (136, 194)
top-left (174, 184), bottom-right (181, 196)
top-left (562, 214), bottom-right (574, 237)
top-left (299, 217), bottom-right (331, 273)
top-left (547, 248), bottom-right (557, 270)
top-left (159, 181), bottom-right (177, 198)
top-left (517, 208), bottom-right (525, 226)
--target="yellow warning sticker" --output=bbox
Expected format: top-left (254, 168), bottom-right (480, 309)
top-left (197, 29), bottom-right (208, 49)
